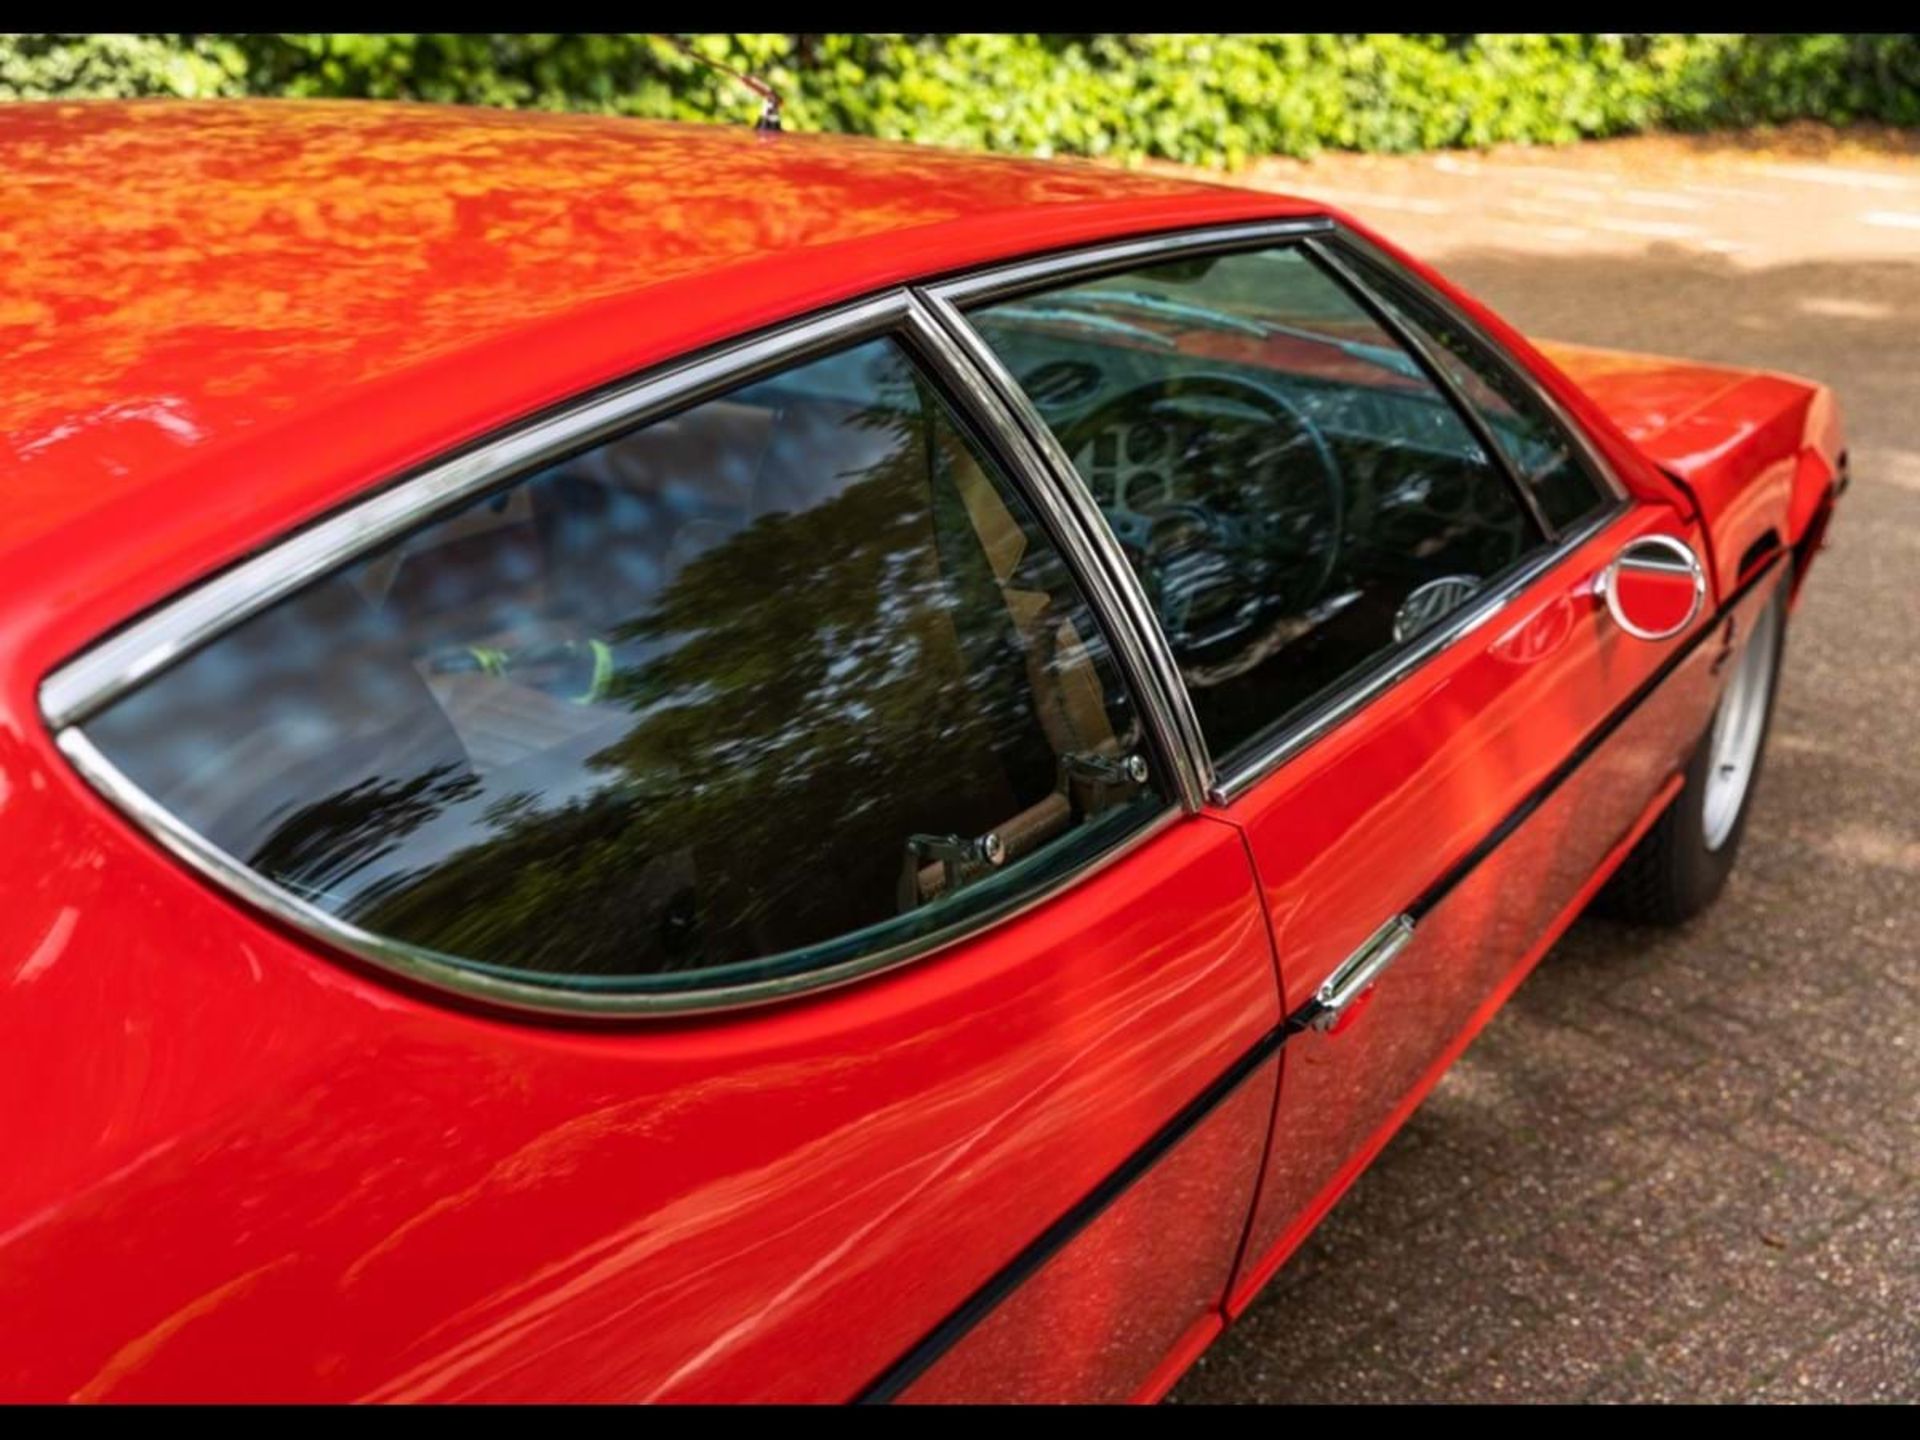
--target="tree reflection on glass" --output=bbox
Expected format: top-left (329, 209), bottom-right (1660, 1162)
top-left (86, 337), bottom-right (1157, 989)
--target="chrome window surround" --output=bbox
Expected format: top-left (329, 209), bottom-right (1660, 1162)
top-left (924, 217), bottom-right (1631, 806)
top-left (42, 212), bottom-right (1641, 1018)
top-left (931, 217), bottom-right (1336, 308)
top-left (40, 290), bottom-right (1193, 1019)
top-left (902, 305), bottom-right (1209, 814)
top-left (914, 289), bottom-right (1214, 807)
top-left (1205, 503), bottom-right (1620, 802)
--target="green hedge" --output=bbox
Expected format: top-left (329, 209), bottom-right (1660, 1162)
top-left (4, 33), bottom-right (1916, 167)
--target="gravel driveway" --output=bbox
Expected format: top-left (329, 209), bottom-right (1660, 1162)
top-left (1169, 127), bottom-right (1920, 1405)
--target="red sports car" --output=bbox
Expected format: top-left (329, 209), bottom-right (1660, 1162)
top-left (0, 103), bottom-right (1843, 1403)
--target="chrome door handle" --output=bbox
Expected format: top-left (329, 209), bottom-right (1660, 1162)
top-left (1308, 914), bottom-right (1416, 1031)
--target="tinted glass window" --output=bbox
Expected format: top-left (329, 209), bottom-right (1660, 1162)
top-left (1346, 251), bottom-right (1612, 533)
top-left (82, 337), bottom-right (1165, 997)
top-left (969, 245), bottom-right (1542, 766)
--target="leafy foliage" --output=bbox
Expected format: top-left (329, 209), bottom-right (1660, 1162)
top-left (4, 33), bottom-right (1916, 167)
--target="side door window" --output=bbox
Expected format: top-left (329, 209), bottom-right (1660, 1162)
top-left (77, 334), bottom-right (1171, 1005)
top-left (965, 244), bottom-right (1547, 771)
top-left (958, 237), bottom-right (1697, 1315)
top-left (1337, 246), bottom-right (1616, 533)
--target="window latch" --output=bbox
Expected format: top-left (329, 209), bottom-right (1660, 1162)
top-left (898, 829), bottom-right (1007, 912)
top-left (1059, 750), bottom-right (1151, 790)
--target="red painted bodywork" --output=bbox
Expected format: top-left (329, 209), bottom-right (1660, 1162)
top-left (1226, 505), bottom-right (1739, 1304)
top-left (1540, 342), bottom-right (1844, 592)
top-left (0, 103), bottom-right (1840, 1402)
top-left (899, 1062), bottom-right (1279, 1404)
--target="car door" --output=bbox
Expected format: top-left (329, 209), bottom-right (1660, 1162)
top-left (17, 300), bottom-right (1281, 1402)
top-left (942, 227), bottom-right (1732, 1314)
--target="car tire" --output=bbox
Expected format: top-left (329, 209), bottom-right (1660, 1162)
top-left (1596, 578), bottom-right (1788, 926)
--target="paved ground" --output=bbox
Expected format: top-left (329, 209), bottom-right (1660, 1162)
top-left (1168, 126), bottom-right (1920, 1404)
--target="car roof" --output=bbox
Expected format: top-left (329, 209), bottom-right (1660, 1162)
top-left (1, 100), bottom-right (1313, 695)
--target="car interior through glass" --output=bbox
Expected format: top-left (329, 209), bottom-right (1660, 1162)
top-left (80, 337), bottom-right (1166, 991)
top-left (969, 243), bottom-right (1548, 765)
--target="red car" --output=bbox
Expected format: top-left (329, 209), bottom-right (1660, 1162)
top-left (0, 103), bottom-right (1843, 1403)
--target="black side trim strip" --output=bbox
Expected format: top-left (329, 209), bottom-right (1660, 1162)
top-left (857, 552), bottom-right (1786, 1403)
top-left (1736, 531), bottom-right (1786, 590)
top-left (854, 1022), bottom-right (1288, 1404)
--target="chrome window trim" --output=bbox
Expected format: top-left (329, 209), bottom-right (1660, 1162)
top-left (40, 211), bottom-right (1645, 1018)
top-left (58, 725), bottom-right (1184, 1019)
top-left (913, 288), bottom-right (1218, 805)
top-left (42, 288), bottom-right (1191, 1019)
top-left (916, 220), bottom-right (1355, 807)
top-left (931, 217), bottom-right (1335, 309)
top-left (900, 299), bottom-right (1206, 813)
top-left (1208, 502), bottom-right (1623, 803)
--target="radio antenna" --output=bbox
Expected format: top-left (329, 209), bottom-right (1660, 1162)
top-left (654, 35), bottom-right (783, 132)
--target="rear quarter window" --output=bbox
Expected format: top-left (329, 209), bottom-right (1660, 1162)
top-left (76, 335), bottom-right (1168, 1005)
